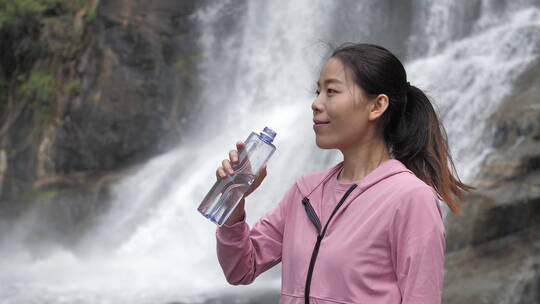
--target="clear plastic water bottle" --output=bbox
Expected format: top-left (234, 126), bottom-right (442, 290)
top-left (198, 127), bottom-right (277, 226)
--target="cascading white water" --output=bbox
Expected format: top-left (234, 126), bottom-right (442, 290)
top-left (406, 2), bottom-right (540, 219)
top-left (0, 1), bottom-right (539, 303)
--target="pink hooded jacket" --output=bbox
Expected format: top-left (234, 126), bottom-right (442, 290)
top-left (216, 159), bottom-right (445, 304)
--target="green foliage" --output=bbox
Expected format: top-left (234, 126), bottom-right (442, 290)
top-left (0, 0), bottom-right (92, 79)
top-left (83, 7), bottom-right (95, 23)
top-left (0, 0), bottom-right (91, 29)
top-left (71, 0), bottom-right (87, 10)
top-left (68, 80), bottom-right (81, 96)
top-left (20, 69), bottom-right (56, 139)
top-left (0, 0), bottom-right (94, 203)
top-left (35, 190), bottom-right (59, 200)
top-left (0, 0), bottom-right (91, 139)
top-left (20, 69), bottom-right (54, 103)
top-left (42, 15), bottom-right (85, 59)
top-left (19, 187), bottom-right (72, 203)
top-left (0, 0), bottom-right (62, 29)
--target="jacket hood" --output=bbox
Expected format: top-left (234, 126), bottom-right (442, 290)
top-left (296, 159), bottom-right (413, 198)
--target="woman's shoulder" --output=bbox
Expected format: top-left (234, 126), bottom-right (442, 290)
top-left (384, 172), bottom-right (442, 218)
top-left (391, 169), bottom-right (433, 189)
top-left (381, 169), bottom-right (439, 203)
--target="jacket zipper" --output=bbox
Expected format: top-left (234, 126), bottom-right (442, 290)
top-left (301, 184), bottom-right (358, 304)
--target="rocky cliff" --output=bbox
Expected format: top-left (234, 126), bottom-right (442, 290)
top-left (443, 59), bottom-right (540, 303)
top-left (0, 0), bottom-right (202, 214)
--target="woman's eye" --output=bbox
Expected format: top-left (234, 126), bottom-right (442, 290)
top-left (327, 88), bottom-right (337, 94)
top-left (315, 89), bottom-right (320, 96)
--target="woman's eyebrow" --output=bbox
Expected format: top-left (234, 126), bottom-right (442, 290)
top-left (316, 78), bottom-right (343, 86)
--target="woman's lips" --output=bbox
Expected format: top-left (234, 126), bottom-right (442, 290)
top-left (313, 122), bottom-right (330, 130)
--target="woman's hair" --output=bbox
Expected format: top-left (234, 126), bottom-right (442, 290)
top-left (331, 43), bottom-right (475, 215)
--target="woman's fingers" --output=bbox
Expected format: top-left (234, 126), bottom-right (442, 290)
top-left (229, 149), bottom-right (238, 164)
top-left (236, 141), bottom-right (245, 151)
top-left (230, 141), bottom-right (244, 170)
top-left (215, 141), bottom-right (255, 181)
top-left (222, 159), bottom-right (234, 175)
top-left (216, 141), bottom-right (243, 180)
top-left (216, 167), bottom-right (227, 179)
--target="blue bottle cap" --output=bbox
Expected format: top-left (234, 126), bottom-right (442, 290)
top-left (260, 127), bottom-right (277, 144)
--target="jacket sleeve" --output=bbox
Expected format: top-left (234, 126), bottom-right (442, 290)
top-left (215, 183), bottom-right (296, 285)
top-left (389, 186), bottom-right (446, 304)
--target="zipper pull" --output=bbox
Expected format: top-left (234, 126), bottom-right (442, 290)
top-left (302, 197), bottom-right (322, 235)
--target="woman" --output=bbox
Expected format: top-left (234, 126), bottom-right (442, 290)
top-left (214, 43), bottom-right (474, 304)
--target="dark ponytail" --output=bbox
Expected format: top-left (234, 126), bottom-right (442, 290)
top-left (332, 43), bottom-right (475, 215)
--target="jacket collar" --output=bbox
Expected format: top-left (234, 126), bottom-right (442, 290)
top-left (295, 159), bottom-right (412, 198)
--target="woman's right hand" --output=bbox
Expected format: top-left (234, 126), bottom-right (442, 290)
top-left (216, 141), bottom-right (268, 199)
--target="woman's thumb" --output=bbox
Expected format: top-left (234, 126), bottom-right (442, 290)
top-left (255, 165), bottom-right (267, 184)
top-left (245, 165), bottom-right (267, 198)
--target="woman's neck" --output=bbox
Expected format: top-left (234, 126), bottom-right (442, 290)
top-left (338, 138), bottom-right (391, 183)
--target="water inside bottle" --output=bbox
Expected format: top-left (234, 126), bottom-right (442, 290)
top-left (198, 172), bottom-right (257, 225)
top-left (198, 128), bottom-right (276, 226)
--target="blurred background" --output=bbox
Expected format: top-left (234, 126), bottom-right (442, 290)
top-left (0, 0), bottom-right (539, 303)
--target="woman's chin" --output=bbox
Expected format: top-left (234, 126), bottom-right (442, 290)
top-left (315, 138), bottom-right (335, 150)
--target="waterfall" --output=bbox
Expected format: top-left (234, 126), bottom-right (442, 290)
top-left (1, 1), bottom-right (539, 303)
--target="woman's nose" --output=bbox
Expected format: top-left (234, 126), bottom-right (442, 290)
top-left (312, 97), bottom-right (323, 113)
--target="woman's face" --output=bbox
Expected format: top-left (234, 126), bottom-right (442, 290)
top-left (312, 57), bottom-right (374, 150)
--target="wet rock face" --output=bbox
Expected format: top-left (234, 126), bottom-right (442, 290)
top-left (0, 0), bottom-right (206, 239)
top-left (0, 0), bottom-right (248, 224)
top-left (47, 0), bottom-right (202, 176)
top-left (443, 59), bottom-right (540, 303)
top-left (0, 0), bottom-right (209, 215)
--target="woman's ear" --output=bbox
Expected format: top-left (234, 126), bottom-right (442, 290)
top-left (368, 94), bottom-right (389, 121)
